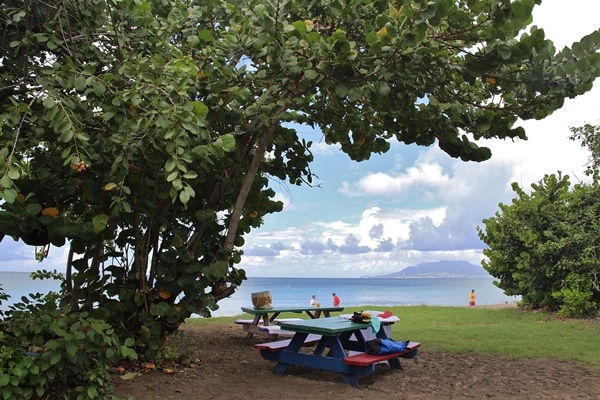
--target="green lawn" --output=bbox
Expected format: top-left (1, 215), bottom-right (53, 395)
top-left (185, 305), bottom-right (600, 368)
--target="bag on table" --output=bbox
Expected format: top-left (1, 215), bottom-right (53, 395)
top-left (350, 311), bottom-right (371, 323)
top-left (365, 338), bottom-right (410, 355)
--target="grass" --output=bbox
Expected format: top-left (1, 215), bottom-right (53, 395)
top-left (184, 305), bottom-right (600, 368)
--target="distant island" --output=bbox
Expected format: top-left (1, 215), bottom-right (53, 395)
top-left (361, 260), bottom-right (492, 279)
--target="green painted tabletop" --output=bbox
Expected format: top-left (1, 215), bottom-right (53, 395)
top-left (277, 317), bottom-right (372, 335)
top-left (240, 306), bottom-right (344, 315)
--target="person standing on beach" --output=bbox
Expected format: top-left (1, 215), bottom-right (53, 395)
top-left (469, 289), bottom-right (476, 306)
top-left (332, 292), bottom-right (340, 306)
top-left (310, 294), bottom-right (317, 306)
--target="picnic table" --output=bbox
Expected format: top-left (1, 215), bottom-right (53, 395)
top-left (254, 316), bottom-right (420, 388)
top-left (238, 306), bottom-right (344, 338)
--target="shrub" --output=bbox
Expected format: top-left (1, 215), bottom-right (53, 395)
top-left (0, 293), bottom-right (137, 399)
top-left (553, 274), bottom-right (599, 319)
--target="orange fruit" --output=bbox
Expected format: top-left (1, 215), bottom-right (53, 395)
top-left (41, 207), bottom-right (60, 218)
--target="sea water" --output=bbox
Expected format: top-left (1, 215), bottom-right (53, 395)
top-left (1, 272), bottom-right (518, 317)
top-left (212, 276), bottom-right (519, 317)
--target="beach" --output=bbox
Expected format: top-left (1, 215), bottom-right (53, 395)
top-left (112, 303), bottom-right (599, 400)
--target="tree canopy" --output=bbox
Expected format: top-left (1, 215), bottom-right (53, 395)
top-left (2, 0), bottom-right (600, 353)
top-left (479, 122), bottom-right (600, 318)
top-left (478, 171), bottom-right (600, 318)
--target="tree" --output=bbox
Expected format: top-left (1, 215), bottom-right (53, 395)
top-left (478, 173), bottom-right (600, 317)
top-left (2, 0), bottom-right (600, 351)
top-left (570, 123), bottom-right (600, 180)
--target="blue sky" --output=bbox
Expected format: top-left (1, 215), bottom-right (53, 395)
top-left (1, 1), bottom-right (599, 278)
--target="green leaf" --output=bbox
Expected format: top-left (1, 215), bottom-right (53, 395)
top-left (198, 30), bottom-right (214, 42)
top-left (498, 45), bottom-right (512, 60)
top-left (43, 97), bottom-right (56, 109)
top-left (165, 158), bottom-right (177, 172)
top-left (366, 31), bottom-right (379, 45)
top-left (92, 214), bottom-right (109, 233)
top-left (304, 69), bottom-right (318, 80)
top-left (335, 85), bottom-right (348, 98)
top-left (65, 342), bottom-right (78, 358)
top-left (74, 76), bottom-right (87, 92)
top-left (166, 171), bottom-right (178, 182)
top-left (93, 83), bottom-right (106, 96)
top-left (7, 166), bottom-right (20, 180)
top-left (179, 190), bottom-right (190, 204)
top-left (87, 386), bottom-right (99, 398)
top-left (121, 346), bottom-right (138, 360)
top-left (182, 170), bottom-right (198, 179)
top-left (306, 31), bottom-right (320, 44)
top-left (190, 101), bottom-right (209, 117)
top-left (47, 38), bottom-right (60, 50)
top-left (292, 20), bottom-right (307, 35)
top-left (215, 134), bottom-right (236, 152)
top-left (49, 352), bottom-right (62, 365)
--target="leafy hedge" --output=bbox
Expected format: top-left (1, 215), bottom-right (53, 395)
top-left (0, 291), bottom-right (137, 400)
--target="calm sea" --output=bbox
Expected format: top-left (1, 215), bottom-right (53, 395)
top-left (0, 272), bottom-right (519, 317)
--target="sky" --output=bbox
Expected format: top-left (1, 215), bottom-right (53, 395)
top-left (1, 1), bottom-right (599, 278)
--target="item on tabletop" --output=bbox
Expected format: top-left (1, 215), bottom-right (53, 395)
top-left (377, 310), bottom-right (393, 318)
top-left (365, 338), bottom-right (410, 355)
top-left (350, 311), bottom-right (371, 323)
top-left (251, 291), bottom-right (273, 309)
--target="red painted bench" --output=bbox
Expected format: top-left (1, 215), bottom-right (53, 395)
top-left (343, 341), bottom-right (420, 366)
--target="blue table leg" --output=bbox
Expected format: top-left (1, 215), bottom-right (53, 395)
top-left (272, 332), bottom-right (308, 375)
top-left (322, 336), bottom-right (361, 388)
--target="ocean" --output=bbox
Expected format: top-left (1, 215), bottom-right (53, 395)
top-left (0, 272), bottom-right (519, 317)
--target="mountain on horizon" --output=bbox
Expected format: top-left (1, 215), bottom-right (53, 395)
top-left (362, 260), bottom-right (491, 279)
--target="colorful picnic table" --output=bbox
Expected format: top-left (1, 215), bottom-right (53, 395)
top-left (239, 306), bottom-right (344, 338)
top-left (255, 317), bottom-right (420, 387)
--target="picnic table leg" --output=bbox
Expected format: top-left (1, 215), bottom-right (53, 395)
top-left (322, 336), bottom-right (360, 388)
top-left (246, 315), bottom-right (262, 338)
top-left (272, 333), bottom-right (308, 376)
top-left (305, 310), bottom-right (316, 319)
top-left (268, 312), bottom-right (281, 323)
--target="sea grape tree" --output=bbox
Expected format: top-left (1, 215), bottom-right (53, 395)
top-left (478, 124), bottom-right (600, 318)
top-left (1, 0), bottom-right (600, 349)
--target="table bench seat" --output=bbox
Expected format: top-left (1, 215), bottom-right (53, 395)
top-left (343, 342), bottom-right (420, 367)
top-left (234, 318), bottom-right (302, 326)
top-left (254, 334), bottom-right (323, 353)
top-left (259, 325), bottom-right (296, 336)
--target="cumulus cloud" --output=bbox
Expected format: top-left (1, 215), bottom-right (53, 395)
top-left (339, 162), bottom-right (449, 197)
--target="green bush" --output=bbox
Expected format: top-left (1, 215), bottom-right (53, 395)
top-left (553, 274), bottom-right (599, 318)
top-left (0, 293), bottom-right (137, 400)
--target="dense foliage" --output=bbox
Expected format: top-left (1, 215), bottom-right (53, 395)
top-left (0, 288), bottom-right (137, 399)
top-left (478, 124), bottom-right (600, 318)
top-left (1, 2), bottom-right (600, 394)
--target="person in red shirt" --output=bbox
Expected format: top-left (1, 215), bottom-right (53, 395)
top-left (332, 292), bottom-right (340, 306)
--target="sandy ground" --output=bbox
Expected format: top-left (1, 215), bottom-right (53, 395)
top-left (112, 305), bottom-right (600, 400)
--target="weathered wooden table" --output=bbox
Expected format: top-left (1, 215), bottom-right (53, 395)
top-left (239, 306), bottom-right (344, 338)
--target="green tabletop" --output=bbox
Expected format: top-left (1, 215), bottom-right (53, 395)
top-left (278, 317), bottom-right (371, 335)
top-left (240, 306), bottom-right (344, 315)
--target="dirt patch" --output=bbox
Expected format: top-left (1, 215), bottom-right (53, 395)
top-left (112, 317), bottom-right (600, 400)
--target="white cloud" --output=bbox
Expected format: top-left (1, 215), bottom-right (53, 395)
top-left (339, 162), bottom-right (449, 197)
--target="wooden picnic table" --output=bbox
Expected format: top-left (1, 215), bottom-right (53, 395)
top-left (239, 306), bottom-right (344, 338)
top-left (255, 316), bottom-right (420, 388)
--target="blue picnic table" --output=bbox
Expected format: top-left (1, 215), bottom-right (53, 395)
top-left (255, 316), bottom-right (420, 387)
